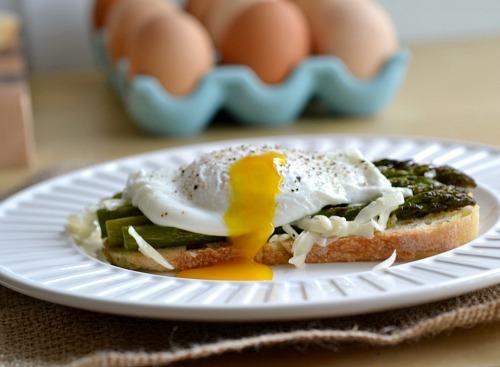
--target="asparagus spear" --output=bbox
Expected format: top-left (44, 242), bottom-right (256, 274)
top-left (106, 215), bottom-right (151, 246)
top-left (388, 176), bottom-right (443, 192)
top-left (315, 204), bottom-right (365, 221)
top-left (97, 205), bottom-right (143, 237)
top-left (435, 166), bottom-right (476, 188)
top-left (373, 159), bottom-right (476, 188)
top-left (122, 225), bottom-right (224, 250)
top-left (394, 190), bottom-right (476, 220)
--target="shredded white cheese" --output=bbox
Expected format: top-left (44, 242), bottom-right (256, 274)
top-left (65, 208), bottom-right (103, 257)
top-left (127, 226), bottom-right (175, 270)
top-left (288, 231), bottom-right (319, 268)
top-left (99, 198), bottom-right (127, 211)
top-left (372, 250), bottom-right (398, 271)
top-left (289, 190), bottom-right (406, 267)
top-left (66, 198), bottom-right (126, 258)
top-left (282, 224), bottom-right (299, 239)
top-left (269, 233), bottom-right (291, 243)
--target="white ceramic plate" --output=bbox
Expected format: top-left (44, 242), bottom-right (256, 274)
top-left (1, 135), bottom-right (500, 321)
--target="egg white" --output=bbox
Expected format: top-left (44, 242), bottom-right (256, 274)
top-left (124, 145), bottom-right (395, 236)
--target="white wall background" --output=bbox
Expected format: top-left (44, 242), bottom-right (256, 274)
top-left (1, 0), bottom-right (500, 71)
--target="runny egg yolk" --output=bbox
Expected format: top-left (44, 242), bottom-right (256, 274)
top-left (177, 152), bottom-right (286, 281)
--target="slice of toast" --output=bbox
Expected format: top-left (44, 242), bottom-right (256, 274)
top-left (103, 205), bottom-right (479, 272)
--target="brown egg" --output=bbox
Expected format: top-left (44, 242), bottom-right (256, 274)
top-left (220, 0), bottom-right (310, 84)
top-left (106, 0), bottom-right (176, 63)
top-left (296, 0), bottom-right (397, 78)
top-left (129, 12), bottom-right (214, 96)
top-left (205, 0), bottom-right (267, 48)
top-left (93, 0), bottom-right (120, 29)
top-left (184, 0), bottom-right (220, 26)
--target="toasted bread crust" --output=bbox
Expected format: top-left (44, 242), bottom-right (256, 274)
top-left (104, 205), bottom-right (479, 272)
top-left (103, 243), bottom-right (236, 273)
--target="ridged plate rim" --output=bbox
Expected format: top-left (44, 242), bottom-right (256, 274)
top-left (1, 134), bottom-right (500, 321)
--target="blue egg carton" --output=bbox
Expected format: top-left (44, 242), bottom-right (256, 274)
top-left (93, 31), bottom-right (409, 136)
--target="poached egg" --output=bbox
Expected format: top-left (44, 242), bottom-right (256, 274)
top-left (124, 145), bottom-right (401, 281)
top-left (125, 145), bottom-right (394, 236)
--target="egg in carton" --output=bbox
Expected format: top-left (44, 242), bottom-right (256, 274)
top-left (92, 0), bottom-right (409, 137)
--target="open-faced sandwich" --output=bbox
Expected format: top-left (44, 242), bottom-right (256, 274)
top-left (67, 145), bottom-right (479, 280)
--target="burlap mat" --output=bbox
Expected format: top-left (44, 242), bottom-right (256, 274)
top-left (2, 168), bottom-right (500, 367)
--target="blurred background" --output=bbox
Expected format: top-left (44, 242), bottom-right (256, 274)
top-left (2, 0), bottom-right (500, 71)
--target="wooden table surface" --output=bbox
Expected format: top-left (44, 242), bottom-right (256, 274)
top-left (1, 37), bottom-right (500, 366)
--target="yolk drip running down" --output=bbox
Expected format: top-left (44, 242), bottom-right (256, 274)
top-left (177, 152), bottom-right (285, 281)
